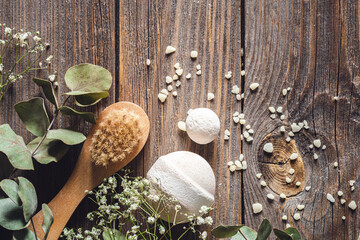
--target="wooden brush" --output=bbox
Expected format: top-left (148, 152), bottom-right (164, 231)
top-left (30, 101), bottom-right (150, 240)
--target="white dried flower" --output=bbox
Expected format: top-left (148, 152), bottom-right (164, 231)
top-left (147, 216), bottom-right (155, 224)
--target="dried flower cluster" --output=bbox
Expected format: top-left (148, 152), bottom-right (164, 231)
top-left (61, 170), bottom-right (213, 240)
top-left (0, 23), bottom-right (56, 101)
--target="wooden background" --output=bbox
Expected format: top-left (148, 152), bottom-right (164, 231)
top-left (0, 0), bottom-right (359, 239)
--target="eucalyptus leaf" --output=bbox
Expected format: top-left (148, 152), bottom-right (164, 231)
top-left (0, 124), bottom-right (33, 170)
top-left (14, 97), bottom-right (50, 137)
top-left (42, 204), bottom-right (54, 240)
top-left (33, 78), bottom-right (58, 107)
top-left (0, 198), bottom-right (28, 230)
top-left (27, 137), bottom-right (70, 164)
top-left (0, 179), bottom-right (21, 206)
top-left (74, 91), bottom-right (109, 107)
top-left (256, 218), bottom-right (272, 240)
top-left (232, 231), bottom-right (247, 240)
top-left (239, 226), bottom-right (258, 240)
top-left (46, 129), bottom-right (86, 145)
top-left (212, 225), bottom-right (243, 238)
top-left (274, 229), bottom-right (293, 240)
top-left (59, 106), bottom-right (96, 124)
top-left (284, 228), bottom-right (302, 240)
top-left (18, 177), bottom-right (37, 223)
top-left (103, 229), bottom-right (126, 240)
top-left (13, 228), bottom-right (38, 240)
top-left (64, 63), bottom-right (112, 94)
top-left (0, 152), bottom-right (13, 181)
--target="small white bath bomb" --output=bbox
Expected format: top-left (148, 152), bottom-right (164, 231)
top-left (146, 151), bottom-right (215, 222)
top-left (185, 108), bottom-right (220, 144)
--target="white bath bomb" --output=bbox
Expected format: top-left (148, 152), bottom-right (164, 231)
top-left (146, 151), bottom-right (215, 223)
top-left (185, 108), bottom-right (220, 144)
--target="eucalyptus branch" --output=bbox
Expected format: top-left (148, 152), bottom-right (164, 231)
top-left (30, 218), bottom-right (39, 240)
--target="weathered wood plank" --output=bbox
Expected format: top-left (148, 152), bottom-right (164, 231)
top-left (118, 0), bottom-right (243, 237)
top-left (0, 0), bottom-right (116, 236)
top-left (244, 0), bottom-right (359, 239)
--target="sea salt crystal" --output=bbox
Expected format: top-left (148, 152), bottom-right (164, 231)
top-left (327, 193), bottom-right (335, 203)
top-left (177, 121), bottom-right (186, 131)
top-left (250, 83), bottom-right (259, 91)
top-left (263, 143), bottom-right (274, 153)
top-left (165, 46), bottom-right (176, 54)
top-left (313, 139), bottom-right (321, 148)
top-left (252, 203), bottom-right (263, 214)
top-left (348, 201), bottom-right (357, 210)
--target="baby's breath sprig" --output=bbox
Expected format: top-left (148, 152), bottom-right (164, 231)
top-left (61, 170), bottom-right (213, 240)
top-left (0, 23), bottom-right (55, 101)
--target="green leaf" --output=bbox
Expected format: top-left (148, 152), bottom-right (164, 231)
top-left (13, 228), bottom-right (39, 240)
top-left (212, 225), bottom-right (243, 238)
top-left (73, 91), bottom-right (109, 107)
top-left (64, 63), bottom-right (112, 94)
top-left (0, 198), bottom-right (28, 230)
top-left (256, 219), bottom-right (272, 240)
top-left (239, 226), bottom-right (258, 240)
top-left (27, 137), bottom-right (70, 164)
top-left (103, 229), bottom-right (126, 240)
top-left (33, 78), bottom-right (58, 108)
top-left (59, 106), bottom-right (96, 124)
top-left (274, 229), bottom-right (293, 240)
top-left (14, 97), bottom-right (50, 137)
top-left (0, 179), bottom-right (21, 205)
top-left (0, 124), bottom-right (33, 170)
top-left (42, 204), bottom-right (54, 240)
top-left (18, 177), bottom-right (37, 223)
top-left (0, 152), bottom-right (14, 181)
top-left (284, 228), bottom-right (302, 240)
top-left (46, 129), bottom-right (86, 145)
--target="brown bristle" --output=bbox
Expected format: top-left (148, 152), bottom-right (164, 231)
top-left (90, 109), bottom-right (142, 167)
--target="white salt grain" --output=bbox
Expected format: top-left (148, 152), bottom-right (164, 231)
top-left (288, 131), bottom-right (295, 137)
top-left (334, 162), bottom-right (338, 168)
top-left (282, 88), bottom-right (287, 96)
top-left (239, 113), bottom-right (245, 119)
top-left (327, 193), bottom-right (335, 203)
top-left (196, 70), bottom-right (202, 75)
top-left (243, 131), bottom-right (250, 139)
top-left (256, 173), bottom-right (262, 179)
top-left (196, 64), bottom-right (201, 70)
top-left (175, 68), bottom-right (184, 76)
top-left (166, 76), bottom-right (173, 84)
top-left (177, 121), bottom-right (186, 131)
top-left (349, 201), bottom-right (357, 210)
top-left (239, 154), bottom-right (244, 161)
top-left (286, 223), bottom-right (291, 228)
top-left (297, 205), bottom-right (305, 210)
top-left (165, 46), bottom-right (176, 54)
top-left (207, 93), bottom-right (215, 101)
top-left (146, 59), bottom-right (151, 66)
top-left (174, 62), bottom-right (180, 69)
top-left (236, 94), bottom-right (242, 100)
top-left (158, 93), bottom-right (167, 103)
top-left (280, 115), bottom-right (286, 120)
top-left (296, 181), bottom-right (301, 187)
top-left (342, 216), bottom-right (346, 220)
top-left (282, 215), bottom-right (288, 221)
top-left (313, 139), bottom-right (322, 148)
top-left (337, 191), bottom-right (343, 197)
top-left (239, 119), bottom-right (246, 125)
top-left (309, 144), bottom-right (314, 149)
top-left (313, 153), bottom-right (319, 160)
top-left (322, 145), bottom-right (327, 150)
top-left (175, 81), bottom-right (181, 87)
top-left (289, 168), bottom-right (295, 175)
top-left (250, 83), bottom-right (259, 91)
top-left (293, 213), bottom-right (301, 221)
top-left (289, 153), bottom-right (298, 160)
top-left (350, 180), bottom-right (355, 186)
top-left (248, 129), bottom-right (254, 134)
top-left (224, 129), bottom-right (231, 136)
top-left (186, 73), bottom-right (191, 79)
top-left (286, 177), bottom-right (292, 183)
top-left (270, 114), bottom-right (277, 119)
top-left (263, 143), bottom-right (274, 153)
top-left (280, 193), bottom-right (286, 200)
top-left (269, 106), bottom-right (276, 113)
top-left (340, 199), bottom-right (346, 205)
top-left (246, 124), bottom-right (251, 130)
top-left (190, 51), bottom-right (198, 59)
top-left (242, 161), bottom-right (248, 170)
top-left (277, 107), bottom-right (283, 114)
top-left (229, 165), bottom-right (236, 172)
top-left (172, 91), bottom-right (178, 97)
top-left (173, 74), bottom-right (179, 80)
top-left (167, 85), bottom-right (173, 92)
top-left (286, 137), bottom-right (291, 143)
top-left (241, 70), bottom-right (246, 76)
top-left (280, 126), bottom-right (286, 132)
top-left (291, 123), bottom-right (301, 133)
top-left (252, 203), bottom-right (263, 214)
top-left (305, 186), bottom-right (311, 191)
top-left (227, 161), bottom-right (234, 166)
top-left (260, 180), bottom-right (267, 187)
top-left (267, 194), bottom-right (275, 200)
top-left (246, 137), bottom-right (253, 142)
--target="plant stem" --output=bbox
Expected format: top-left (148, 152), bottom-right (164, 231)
top-left (30, 218), bottom-right (39, 240)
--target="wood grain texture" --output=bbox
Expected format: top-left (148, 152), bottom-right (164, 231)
top-left (0, 0), bottom-right (115, 237)
top-left (244, 0), bottom-right (359, 239)
top-left (1, 0), bottom-right (360, 239)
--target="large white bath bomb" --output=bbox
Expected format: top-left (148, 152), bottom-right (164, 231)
top-left (146, 151), bottom-right (215, 223)
top-left (186, 108), bottom-right (220, 144)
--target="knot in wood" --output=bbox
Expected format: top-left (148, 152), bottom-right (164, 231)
top-left (258, 131), bottom-right (305, 196)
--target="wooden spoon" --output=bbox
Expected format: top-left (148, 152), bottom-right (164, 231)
top-left (30, 101), bottom-right (150, 240)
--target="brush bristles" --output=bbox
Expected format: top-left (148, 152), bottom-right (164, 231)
top-left (90, 109), bottom-right (142, 167)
